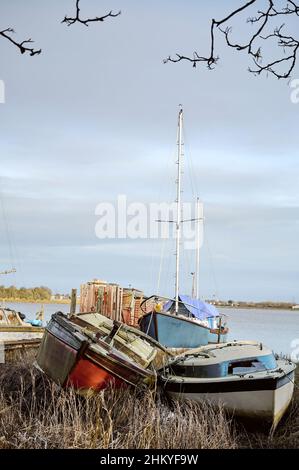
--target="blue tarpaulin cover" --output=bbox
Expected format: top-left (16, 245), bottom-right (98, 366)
top-left (164, 295), bottom-right (219, 320)
top-left (25, 319), bottom-right (43, 327)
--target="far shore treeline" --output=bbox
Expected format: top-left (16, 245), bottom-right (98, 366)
top-left (0, 286), bottom-right (68, 303)
top-left (0, 285), bottom-right (52, 302)
top-left (0, 285), bottom-right (296, 309)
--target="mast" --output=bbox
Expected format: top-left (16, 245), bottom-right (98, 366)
top-left (175, 106), bottom-right (183, 314)
top-left (195, 197), bottom-right (201, 299)
top-left (191, 272), bottom-right (196, 298)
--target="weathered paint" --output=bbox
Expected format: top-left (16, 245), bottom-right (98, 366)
top-left (140, 311), bottom-right (228, 348)
top-left (140, 312), bottom-right (206, 348)
top-left (36, 312), bottom-right (160, 392)
top-left (67, 357), bottom-right (124, 391)
top-left (36, 330), bottom-right (78, 385)
top-left (80, 280), bottom-right (144, 327)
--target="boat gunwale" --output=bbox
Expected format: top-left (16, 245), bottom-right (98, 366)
top-left (165, 345), bottom-right (276, 368)
top-left (0, 326), bottom-right (44, 333)
top-left (45, 318), bottom-right (153, 372)
top-left (159, 361), bottom-right (296, 385)
top-left (140, 310), bottom-right (211, 330)
top-left (74, 312), bottom-right (170, 354)
top-left (140, 295), bottom-right (228, 319)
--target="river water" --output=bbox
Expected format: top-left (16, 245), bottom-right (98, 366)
top-left (3, 302), bottom-right (299, 360)
top-left (220, 307), bottom-right (299, 360)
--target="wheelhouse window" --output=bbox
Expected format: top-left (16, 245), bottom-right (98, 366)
top-left (170, 363), bottom-right (227, 378)
top-left (168, 354), bottom-right (277, 379)
top-left (228, 354), bottom-right (277, 375)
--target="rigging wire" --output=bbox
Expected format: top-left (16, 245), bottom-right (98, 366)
top-left (182, 117), bottom-right (220, 300)
top-left (159, 136), bottom-right (179, 298)
top-left (0, 189), bottom-right (14, 268)
top-left (204, 218), bottom-right (220, 300)
top-left (156, 235), bottom-right (167, 295)
top-left (0, 176), bottom-right (25, 288)
top-left (181, 119), bottom-right (201, 296)
top-left (148, 133), bottom-right (177, 296)
top-left (0, 177), bottom-right (17, 284)
top-left (152, 109), bottom-right (221, 300)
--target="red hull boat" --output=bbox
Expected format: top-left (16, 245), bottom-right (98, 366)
top-left (36, 312), bottom-right (167, 393)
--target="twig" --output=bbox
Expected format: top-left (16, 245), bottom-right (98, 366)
top-left (164, 0), bottom-right (299, 79)
top-left (62, 0), bottom-right (121, 27)
top-left (0, 28), bottom-right (41, 56)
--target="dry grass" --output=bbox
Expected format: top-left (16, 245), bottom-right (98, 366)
top-left (0, 362), bottom-right (236, 449)
top-left (0, 361), bottom-right (298, 449)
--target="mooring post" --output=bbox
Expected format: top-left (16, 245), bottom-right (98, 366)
top-left (217, 316), bottom-right (222, 344)
top-left (36, 304), bottom-right (44, 323)
top-left (70, 288), bottom-right (77, 318)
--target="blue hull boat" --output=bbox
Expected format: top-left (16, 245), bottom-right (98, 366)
top-left (140, 311), bottom-right (209, 348)
top-left (139, 296), bottom-right (228, 349)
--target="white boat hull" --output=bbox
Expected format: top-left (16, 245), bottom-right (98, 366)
top-left (162, 355), bottom-right (296, 429)
top-left (167, 379), bottom-right (294, 429)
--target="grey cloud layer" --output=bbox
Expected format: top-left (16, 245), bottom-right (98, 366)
top-left (0, 0), bottom-right (298, 300)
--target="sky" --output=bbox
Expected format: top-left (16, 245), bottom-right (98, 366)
top-left (0, 0), bottom-right (298, 302)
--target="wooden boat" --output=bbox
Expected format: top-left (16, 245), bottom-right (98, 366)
top-left (0, 307), bottom-right (44, 363)
top-left (159, 341), bottom-right (296, 430)
top-left (36, 311), bottom-right (170, 393)
top-left (139, 295), bottom-right (228, 348)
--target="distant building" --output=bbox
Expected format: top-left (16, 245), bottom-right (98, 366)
top-left (51, 294), bottom-right (70, 301)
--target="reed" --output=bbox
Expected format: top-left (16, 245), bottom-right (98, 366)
top-left (0, 363), bottom-right (235, 449)
top-left (0, 362), bottom-right (298, 449)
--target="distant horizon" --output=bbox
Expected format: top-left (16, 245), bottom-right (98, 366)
top-left (0, 282), bottom-right (297, 305)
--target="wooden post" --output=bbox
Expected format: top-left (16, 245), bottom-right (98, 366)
top-left (36, 304), bottom-right (44, 323)
top-left (70, 289), bottom-right (77, 318)
top-left (96, 287), bottom-right (104, 314)
top-left (217, 316), bottom-right (222, 344)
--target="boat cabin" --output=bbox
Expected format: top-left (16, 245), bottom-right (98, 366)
top-left (164, 343), bottom-right (278, 379)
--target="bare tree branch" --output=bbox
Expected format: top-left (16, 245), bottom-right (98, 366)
top-left (0, 28), bottom-right (41, 56)
top-left (249, 25), bottom-right (299, 78)
top-left (164, 0), bottom-right (299, 79)
top-left (62, 0), bottom-right (121, 27)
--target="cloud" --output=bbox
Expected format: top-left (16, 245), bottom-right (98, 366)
top-left (0, 0), bottom-right (298, 301)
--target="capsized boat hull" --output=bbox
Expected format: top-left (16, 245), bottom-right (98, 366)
top-left (37, 328), bottom-right (133, 391)
top-left (36, 313), bottom-right (157, 392)
top-left (139, 311), bottom-right (227, 348)
top-left (161, 360), bottom-right (296, 429)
